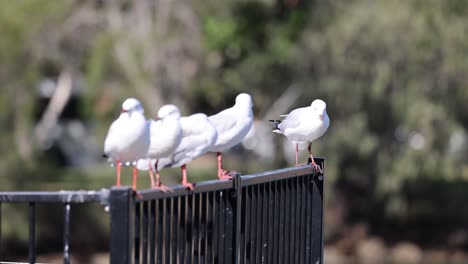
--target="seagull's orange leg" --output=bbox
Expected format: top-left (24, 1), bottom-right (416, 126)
top-left (152, 160), bottom-right (172, 192)
top-left (116, 160), bottom-right (122, 187)
top-left (148, 160), bottom-right (156, 188)
top-left (181, 164), bottom-right (194, 190)
top-left (217, 152), bottom-right (233, 180)
top-left (295, 143), bottom-right (299, 166)
top-left (307, 143), bottom-right (322, 173)
top-left (132, 165), bottom-right (138, 190)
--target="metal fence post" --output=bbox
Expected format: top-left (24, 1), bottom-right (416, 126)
top-left (109, 187), bottom-right (134, 264)
top-left (311, 159), bottom-right (324, 264)
top-left (233, 173), bottom-right (242, 264)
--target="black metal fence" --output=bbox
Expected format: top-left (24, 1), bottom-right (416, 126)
top-left (0, 158), bottom-right (324, 264)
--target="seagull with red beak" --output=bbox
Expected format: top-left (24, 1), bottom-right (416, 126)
top-left (269, 99), bottom-right (329, 172)
top-left (103, 98), bottom-right (149, 190)
top-left (136, 104), bottom-right (183, 191)
top-left (207, 93), bottom-right (253, 180)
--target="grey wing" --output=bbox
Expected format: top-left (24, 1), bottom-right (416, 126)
top-left (103, 119), bottom-right (121, 155)
top-left (278, 107), bottom-right (308, 131)
top-left (208, 110), bottom-right (237, 134)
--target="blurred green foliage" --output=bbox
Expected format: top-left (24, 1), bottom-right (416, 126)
top-left (0, 0), bottom-right (468, 254)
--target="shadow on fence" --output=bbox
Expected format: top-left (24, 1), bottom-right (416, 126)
top-left (0, 158), bottom-right (324, 264)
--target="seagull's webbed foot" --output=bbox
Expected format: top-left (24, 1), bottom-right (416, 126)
top-left (152, 184), bottom-right (173, 193)
top-left (218, 169), bottom-right (234, 180)
top-left (308, 159), bottom-right (322, 173)
top-left (182, 181), bottom-right (194, 191)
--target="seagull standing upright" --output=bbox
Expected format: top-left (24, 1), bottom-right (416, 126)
top-left (139, 104), bottom-right (182, 191)
top-left (157, 113), bottom-right (218, 190)
top-left (103, 98), bottom-right (149, 190)
top-left (269, 99), bottom-right (330, 172)
top-left (208, 93), bottom-right (253, 180)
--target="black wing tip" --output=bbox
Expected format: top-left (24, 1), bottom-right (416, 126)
top-left (268, 119), bottom-right (282, 130)
top-left (102, 153), bottom-right (108, 158)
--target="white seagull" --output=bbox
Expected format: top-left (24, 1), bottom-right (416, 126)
top-left (137, 104), bottom-right (182, 191)
top-left (269, 99), bottom-right (330, 171)
top-left (156, 113), bottom-right (218, 190)
top-left (208, 93), bottom-right (253, 180)
top-left (103, 98), bottom-right (149, 189)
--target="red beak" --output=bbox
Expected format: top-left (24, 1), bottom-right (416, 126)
top-left (154, 116), bottom-right (161, 121)
top-left (121, 109), bottom-right (129, 113)
top-left (319, 114), bottom-right (324, 121)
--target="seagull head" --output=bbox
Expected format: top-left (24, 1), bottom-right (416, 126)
top-left (156, 104), bottom-right (181, 120)
top-left (311, 99), bottom-right (327, 121)
top-left (235, 93), bottom-right (253, 108)
top-left (121, 98), bottom-right (144, 114)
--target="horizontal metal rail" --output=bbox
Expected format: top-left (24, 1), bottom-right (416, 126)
top-left (0, 190), bottom-right (108, 204)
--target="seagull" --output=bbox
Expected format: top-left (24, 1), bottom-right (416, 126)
top-left (269, 99), bottom-right (330, 172)
top-left (137, 104), bottom-right (182, 191)
top-left (103, 98), bottom-right (150, 190)
top-left (156, 113), bottom-right (218, 190)
top-left (208, 93), bottom-right (253, 180)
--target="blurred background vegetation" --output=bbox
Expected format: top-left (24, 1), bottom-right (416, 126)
top-left (1, 0), bottom-right (468, 262)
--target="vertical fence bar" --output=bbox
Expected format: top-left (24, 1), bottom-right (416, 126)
top-left (284, 179), bottom-right (292, 263)
top-left (249, 186), bottom-right (257, 264)
top-left (255, 184), bottom-right (263, 264)
top-left (261, 183), bottom-right (268, 262)
top-left (205, 192), bottom-right (212, 264)
top-left (217, 191), bottom-right (226, 262)
top-left (272, 181), bottom-right (280, 264)
top-left (298, 176), bottom-right (306, 264)
top-left (294, 177), bottom-right (301, 264)
top-left (187, 195), bottom-right (194, 264)
top-left (28, 202), bottom-right (36, 264)
top-left (63, 203), bottom-right (71, 264)
top-left (134, 202), bottom-right (141, 264)
top-left (211, 192), bottom-right (218, 264)
top-left (270, 182), bottom-right (278, 264)
top-left (172, 197), bottom-right (179, 264)
top-left (239, 188), bottom-right (246, 264)
top-left (224, 188), bottom-right (234, 264)
top-left (179, 196), bottom-right (187, 264)
top-left (164, 198), bottom-right (171, 264)
top-left (288, 177), bottom-right (297, 263)
top-left (195, 194), bottom-right (202, 264)
top-left (305, 173), bottom-right (313, 263)
top-left (233, 174), bottom-right (242, 264)
top-left (0, 202), bottom-right (2, 258)
top-left (149, 201), bottom-right (156, 264)
top-left (243, 187), bottom-right (251, 264)
top-left (311, 167), bottom-right (324, 264)
top-left (266, 182), bottom-right (273, 264)
top-left (200, 193), bottom-right (207, 264)
top-left (277, 180), bottom-right (285, 264)
top-left (142, 202), bottom-right (149, 264)
top-left (156, 199), bottom-right (164, 264)
top-left (109, 187), bottom-right (134, 264)
top-left (167, 198), bottom-right (173, 264)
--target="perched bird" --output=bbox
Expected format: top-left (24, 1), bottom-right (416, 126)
top-left (103, 98), bottom-right (149, 190)
top-left (208, 93), bottom-right (253, 180)
top-left (137, 104), bottom-right (182, 191)
top-left (269, 99), bottom-right (330, 172)
top-left (156, 113), bottom-right (218, 190)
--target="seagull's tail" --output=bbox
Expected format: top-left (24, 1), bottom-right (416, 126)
top-left (268, 119), bottom-right (283, 134)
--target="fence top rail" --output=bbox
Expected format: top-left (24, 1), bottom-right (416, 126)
top-left (136, 176), bottom-right (234, 201)
top-left (0, 189), bottom-right (109, 204)
top-left (240, 158), bottom-right (324, 187)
